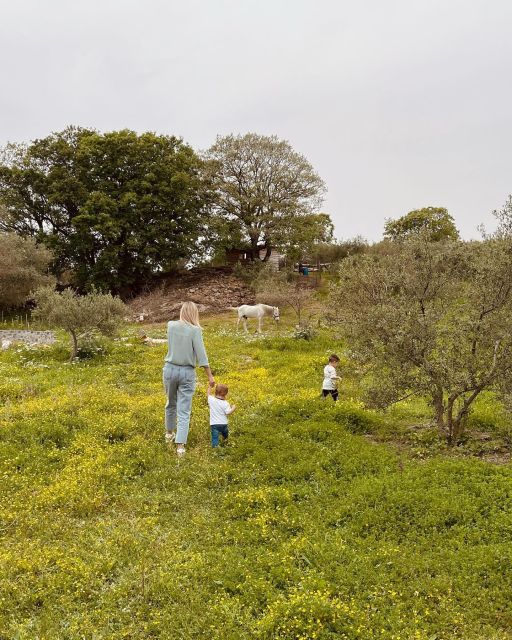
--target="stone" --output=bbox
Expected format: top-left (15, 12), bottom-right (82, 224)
top-left (129, 267), bottom-right (255, 323)
top-left (0, 330), bottom-right (56, 346)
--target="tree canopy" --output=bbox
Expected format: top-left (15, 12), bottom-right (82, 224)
top-left (384, 207), bottom-right (459, 242)
top-left (204, 133), bottom-right (331, 260)
top-left (0, 127), bottom-right (206, 295)
top-left (0, 232), bottom-right (54, 309)
top-left (493, 194), bottom-right (512, 237)
top-left (33, 287), bottom-right (126, 360)
top-left (330, 233), bottom-right (512, 444)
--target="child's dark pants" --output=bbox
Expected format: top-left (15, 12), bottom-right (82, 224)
top-left (322, 389), bottom-right (339, 401)
top-left (211, 423), bottom-right (229, 447)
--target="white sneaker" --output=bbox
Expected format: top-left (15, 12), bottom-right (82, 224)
top-left (165, 431), bottom-right (176, 444)
top-left (176, 446), bottom-right (186, 457)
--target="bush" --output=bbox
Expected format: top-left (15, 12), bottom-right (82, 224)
top-left (0, 232), bottom-right (54, 309)
top-left (292, 322), bottom-right (316, 340)
top-left (32, 287), bottom-right (126, 360)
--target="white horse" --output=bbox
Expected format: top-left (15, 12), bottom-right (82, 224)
top-left (232, 304), bottom-right (280, 333)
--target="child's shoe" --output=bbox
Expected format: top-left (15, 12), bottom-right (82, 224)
top-left (165, 431), bottom-right (176, 444)
top-left (176, 446), bottom-right (186, 457)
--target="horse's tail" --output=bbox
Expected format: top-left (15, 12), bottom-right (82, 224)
top-left (227, 306), bottom-right (239, 312)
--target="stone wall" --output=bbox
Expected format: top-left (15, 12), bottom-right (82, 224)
top-left (0, 330), bottom-right (56, 345)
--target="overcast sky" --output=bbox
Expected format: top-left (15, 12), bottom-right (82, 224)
top-left (1, 0), bottom-right (511, 240)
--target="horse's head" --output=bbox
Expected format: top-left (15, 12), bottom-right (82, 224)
top-left (273, 306), bottom-right (280, 322)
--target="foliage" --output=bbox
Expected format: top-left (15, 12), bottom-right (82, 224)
top-left (0, 127), bottom-right (206, 295)
top-left (32, 287), bottom-right (126, 359)
top-left (493, 194), bottom-right (512, 237)
top-left (384, 206), bottom-right (459, 242)
top-left (292, 322), bottom-right (316, 340)
top-left (0, 232), bottom-right (54, 309)
top-left (0, 321), bottom-right (511, 639)
top-left (256, 269), bottom-right (315, 324)
top-left (204, 133), bottom-right (330, 261)
top-left (330, 234), bottom-right (512, 444)
top-left (279, 213), bottom-right (334, 261)
top-left (308, 236), bottom-right (368, 266)
top-left (232, 260), bottom-right (273, 290)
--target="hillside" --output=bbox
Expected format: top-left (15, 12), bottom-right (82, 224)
top-left (128, 268), bottom-right (254, 322)
top-left (1, 317), bottom-right (511, 639)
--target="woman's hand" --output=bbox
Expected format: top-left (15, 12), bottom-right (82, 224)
top-left (203, 366), bottom-right (215, 388)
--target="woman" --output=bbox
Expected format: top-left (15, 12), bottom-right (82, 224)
top-left (163, 301), bottom-right (215, 456)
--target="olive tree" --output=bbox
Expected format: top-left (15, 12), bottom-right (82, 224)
top-left (33, 287), bottom-right (127, 360)
top-left (493, 194), bottom-right (512, 237)
top-left (330, 234), bottom-right (512, 444)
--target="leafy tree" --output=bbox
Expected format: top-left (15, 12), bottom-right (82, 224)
top-left (309, 236), bottom-right (368, 266)
top-left (204, 133), bottom-right (330, 261)
top-left (0, 231), bottom-right (54, 309)
top-left (493, 194), bottom-right (512, 237)
top-left (384, 207), bottom-right (459, 242)
top-left (330, 234), bottom-right (512, 444)
top-left (278, 213), bottom-right (334, 261)
top-left (33, 287), bottom-right (126, 360)
top-left (0, 127), bottom-right (206, 295)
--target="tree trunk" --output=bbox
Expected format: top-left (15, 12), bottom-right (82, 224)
top-left (450, 416), bottom-right (466, 445)
top-left (69, 330), bottom-right (78, 361)
top-left (249, 237), bottom-right (259, 261)
top-left (445, 395), bottom-right (457, 445)
top-left (438, 392), bottom-right (474, 445)
top-left (451, 387), bottom-right (485, 444)
top-left (262, 245), bottom-right (272, 262)
top-left (432, 387), bottom-right (446, 436)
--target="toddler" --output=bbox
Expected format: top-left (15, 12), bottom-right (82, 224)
top-left (207, 383), bottom-right (236, 447)
top-left (322, 354), bottom-right (341, 401)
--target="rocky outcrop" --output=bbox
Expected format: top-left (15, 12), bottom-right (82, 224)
top-left (128, 267), bottom-right (254, 323)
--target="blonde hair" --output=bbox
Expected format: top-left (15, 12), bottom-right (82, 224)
top-left (179, 301), bottom-right (201, 327)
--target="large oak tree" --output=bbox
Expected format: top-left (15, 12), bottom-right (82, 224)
top-left (204, 133), bottom-right (330, 260)
top-left (0, 127), bottom-right (206, 295)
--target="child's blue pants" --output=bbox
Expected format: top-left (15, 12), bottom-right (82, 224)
top-left (211, 423), bottom-right (229, 447)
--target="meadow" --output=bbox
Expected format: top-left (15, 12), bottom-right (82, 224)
top-left (1, 314), bottom-right (511, 639)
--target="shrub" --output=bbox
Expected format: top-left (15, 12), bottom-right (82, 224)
top-left (0, 232), bottom-right (54, 309)
top-left (32, 287), bottom-right (126, 360)
top-left (331, 234), bottom-right (512, 445)
top-left (292, 322), bottom-right (316, 341)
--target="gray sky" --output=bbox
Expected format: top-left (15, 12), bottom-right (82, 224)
top-left (1, 0), bottom-right (511, 240)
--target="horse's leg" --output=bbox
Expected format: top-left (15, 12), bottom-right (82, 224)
top-left (237, 316), bottom-right (241, 331)
top-left (258, 316), bottom-right (262, 333)
top-left (243, 318), bottom-right (249, 333)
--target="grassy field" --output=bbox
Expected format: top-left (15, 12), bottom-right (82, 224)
top-left (1, 314), bottom-right (512, 639)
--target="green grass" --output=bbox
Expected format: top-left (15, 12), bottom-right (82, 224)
top-left (1, 317), bottom-right (511, 639)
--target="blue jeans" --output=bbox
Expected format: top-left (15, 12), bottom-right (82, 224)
top-left (211, 423), bottom-right (229, 447)
top-left (163, 363), bottom-right (196, 444)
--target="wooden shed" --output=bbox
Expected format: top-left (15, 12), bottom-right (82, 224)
top-left (225, 247), bottom-right (285, 269)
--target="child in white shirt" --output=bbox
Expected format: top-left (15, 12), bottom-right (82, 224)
top-left (207, 383), bottom-right (236, 447)
top-left (322, 354), bottom-right (341, 401)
